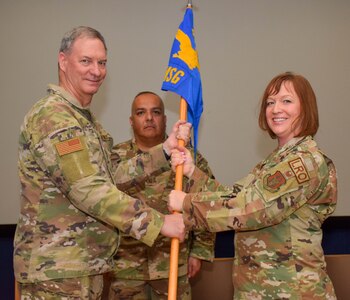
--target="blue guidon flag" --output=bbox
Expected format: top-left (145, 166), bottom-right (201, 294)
top-left (161, 5), bottom-right (203, 157)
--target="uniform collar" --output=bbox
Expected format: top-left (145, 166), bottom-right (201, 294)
top-left (47, 84), bottom-right (91, 110)
top-left (279, 136), bottom-right (311, 151)
top-left (131, 134), bottom-right (168, 154)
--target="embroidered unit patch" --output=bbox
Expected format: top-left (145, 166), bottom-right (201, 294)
top-left (55, 137), bottom-right (83, 156)
top-left (264, 171), bottom-right (286, 192)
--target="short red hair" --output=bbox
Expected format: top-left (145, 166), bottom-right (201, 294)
top-left (259, 72), bottom-right (319, 139)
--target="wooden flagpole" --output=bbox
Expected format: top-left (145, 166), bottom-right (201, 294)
top-left (168, 97), bottom-right (187, 300)
top-left (15, 281), bottom-right (20, 300)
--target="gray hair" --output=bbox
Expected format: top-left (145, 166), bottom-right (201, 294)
top-left (59, 26), bottom-right (107, 53)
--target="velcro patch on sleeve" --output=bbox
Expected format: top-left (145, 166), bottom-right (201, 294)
top-left (288, 158), bottom-right (310, 184)
top-left (55, 137), bottom-right (83, 156)
top-left (263, 171), bottom-right (286, 193)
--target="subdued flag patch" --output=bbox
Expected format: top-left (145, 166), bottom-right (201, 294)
top-left (55, 137), bottom-right (83, 156)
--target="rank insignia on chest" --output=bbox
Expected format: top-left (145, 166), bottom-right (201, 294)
top-left (55, 137), bottom-right (83, 156)
top-left (263, 171), bottom-right (286, 192)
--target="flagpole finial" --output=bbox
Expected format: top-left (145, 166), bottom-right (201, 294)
top-left (187, 0), bottom-right (192, 8)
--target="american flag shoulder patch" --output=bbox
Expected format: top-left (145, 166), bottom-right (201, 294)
top-left (55, 137), bottom-right (84, 156)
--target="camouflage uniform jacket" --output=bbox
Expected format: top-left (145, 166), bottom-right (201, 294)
top-left (182, 136), bottom-right (337, 299)
top-left (111, 139), bottom-right (215, 280)
top-left (14, 84), bottom-right (169, 283)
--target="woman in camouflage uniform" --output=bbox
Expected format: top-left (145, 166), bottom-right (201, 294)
top-left (168, 72), bottom-right (337, 299)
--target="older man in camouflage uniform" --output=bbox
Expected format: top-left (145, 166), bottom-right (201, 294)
top-left (108, 91), bottom-right (215, 299)
top-left (14, 27), bottom-right (189, 299)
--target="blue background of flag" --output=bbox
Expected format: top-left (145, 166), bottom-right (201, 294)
top-left (161, 7), bottom-right (203, 155)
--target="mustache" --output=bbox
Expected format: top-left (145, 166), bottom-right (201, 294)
top-left (144, 121), bottom-right (156, 127)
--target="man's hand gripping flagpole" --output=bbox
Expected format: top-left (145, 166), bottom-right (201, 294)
top-left (168, 98), bottom-right (187, 300)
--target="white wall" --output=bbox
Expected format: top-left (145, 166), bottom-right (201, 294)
top-left (1, 0), bottom-right (349, 223)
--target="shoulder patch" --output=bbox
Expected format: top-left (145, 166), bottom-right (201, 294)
top-left (55, 137), bottom-right (83, 156)
top-left (288, 158), bottom-right (310, 184)
top-left (263, 171), bottom-right (286, 192)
